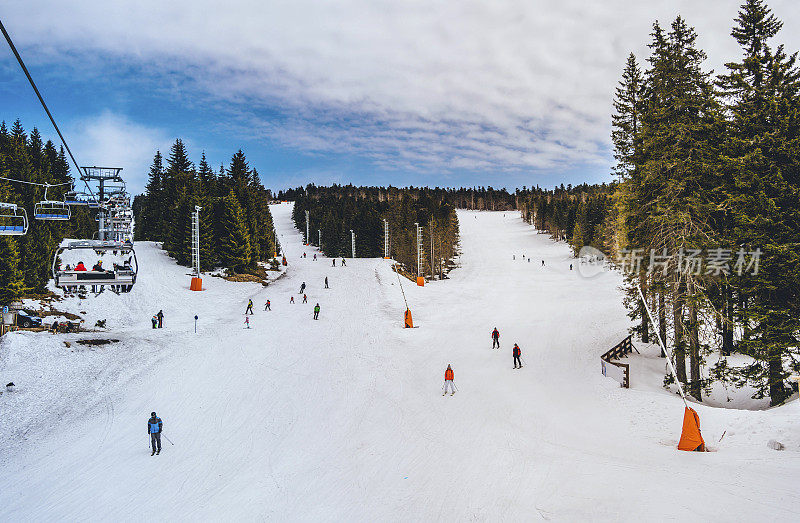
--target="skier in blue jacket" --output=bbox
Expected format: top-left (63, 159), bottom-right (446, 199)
top-left (148, 412), bottom-right (163, 455)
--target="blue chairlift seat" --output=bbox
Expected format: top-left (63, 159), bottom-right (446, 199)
top-left (34, 200), bottom-right (71, 220)
top-left (0, 203), bottom-right (28, 235)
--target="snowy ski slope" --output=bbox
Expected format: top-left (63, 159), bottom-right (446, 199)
top-left (1, 202), bottom-right (799, 521)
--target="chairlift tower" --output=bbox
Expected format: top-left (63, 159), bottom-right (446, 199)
top-left (383, 219), bottom-right (390, 259)
top-left (318, 229), bottom-right (322, 250)
top-left (80, 166), bottom-right (124, 241)
top-left (350, 229), bottom-right (356, 258)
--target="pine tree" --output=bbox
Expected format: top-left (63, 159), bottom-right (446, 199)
top-left (218, 191), bottom-right (252, 273)
top-left (718, 0), bottom-right (800, 405)
top-left (612, 53), bottom-right (645, 181)
top-left (138, 151), bottom-right (164, 241)
top-left (0, 236), bottom-right (24, 302)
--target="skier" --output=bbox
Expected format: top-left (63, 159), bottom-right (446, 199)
top-left (290, 296), bottom-right (295, 304)
top-left (264, 300), bottom-right (271, 311)
top-left (513, 255), bottom-right (515, 260)
top-left (513, 343), bottom-right (523, 368)
top-left (313, 303), bottom-right (320, 320)
top-left (245, 299), bottom-right (254, 315)
top-left (570, 263), bottom-right (573, 270)
top-left (74, 261), bottom-right (87, 271)
top-left (324, 276), bottom-right (329, 289)
top-left (244, 316), bottom-right (250, 329)
top-left (443, 365), bottom-right (455, 395)
top-left (157, 310), bottom-right (164, 328)
top-left (151, 315), bottom-right (158, 329)
top-left (303, 294), bottom-right (308, 304)
top-left (313, 253), bottom-right (317, 261)
top-left (148, 412), bottom-right (163, 455)
top-left (491, 328), bottom-right (500, 349)
top-left (332, 259), bottom-right (336, 267)
top-left (541, 260), bottom-right (545, 267)
top-left (300, 282), bottom-right (306, 294)
top-left (341, 258), bottom-right (346, 266)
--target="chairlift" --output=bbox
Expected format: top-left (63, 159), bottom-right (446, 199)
top-left (64, 190), bottom-right (98, 207)
top-left (0, 202), bottom-right (29, 235)
top-left (53, 239), bottom-right (138, 293)
top-left (34, 186), bottom-right (71, 220)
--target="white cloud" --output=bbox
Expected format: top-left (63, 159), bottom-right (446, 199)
top-left (66, 112), bottom-right (173, 193)
top-left (5, 0), bottom-right (800, 182)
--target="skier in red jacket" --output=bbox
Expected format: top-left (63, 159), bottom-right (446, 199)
top-left (513, 344), bottom-right (522, 369)
top-left (491, 328), bottom-right (500, 349)
top-left (443, 365), bottom-right (455, 395)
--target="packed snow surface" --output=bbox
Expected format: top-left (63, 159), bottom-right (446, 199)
top-left (1, 203), bottom-right (799, 521)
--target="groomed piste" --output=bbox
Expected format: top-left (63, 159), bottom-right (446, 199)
top-left (1, 202), bottom-right (799, 521)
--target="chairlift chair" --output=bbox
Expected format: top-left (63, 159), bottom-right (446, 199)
top-left (34, 200), bottom-right (71, 220)
top-left (53, 239), bottom-right (138, 293)
top-left (64, 190), bottom-right (98, 207)
top-left (34, 187), bottom-right (70, 220)
top-left (0, 202), bottom-right (29, 235)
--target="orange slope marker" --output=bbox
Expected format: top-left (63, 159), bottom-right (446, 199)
top-left (677, 407), bottom-right (705, 452)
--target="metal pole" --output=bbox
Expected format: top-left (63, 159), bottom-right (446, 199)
top-left (318, 229), bottom-right (321, 249)
top-left (414, 222), bottom-right (420, 277)
top-left (637, 285), bottom-right (689, 408)
top-left (192, 206), bottom-right (202, 277)
top-left (350, 229), bottom-right (356, 258)
top-left (98, 177), bottom-right (105, 240)
top-left (383, 219), bottom-right (389, 258)
top-left (430, 220), bottom-right (434, 279)
top-left (305, 210), bottom-right (309, 244)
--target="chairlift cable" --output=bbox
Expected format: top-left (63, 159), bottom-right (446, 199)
top-left (0, 176), bottom-right (72, 188)
top-left (0, 19), bottom-right (95, 199)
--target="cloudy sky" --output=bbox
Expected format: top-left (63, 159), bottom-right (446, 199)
top-left (1, 0), bottom-right (799, 194)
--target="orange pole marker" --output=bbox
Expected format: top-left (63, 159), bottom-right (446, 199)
top-left (190, 277), bottom-right (203, 291)
top-left (404, 308), bottom-right (414, 328)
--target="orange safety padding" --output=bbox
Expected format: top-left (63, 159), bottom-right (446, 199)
top-left (677, 406), bottom-right (705, 452)
top-left (404, 308), bottom-right (413, 328)
top-left (416, 276), bottom-right (425, 286)
top-left (190, 277), bottom-right (203, 291)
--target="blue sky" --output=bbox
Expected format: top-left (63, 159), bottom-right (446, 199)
top-left (2, 0), bottom-right (799, 195)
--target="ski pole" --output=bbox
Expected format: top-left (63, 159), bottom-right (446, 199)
top-left (163, 434), bottom-right (175, 446)
top-left (453, 382), bottom-right (459, 392)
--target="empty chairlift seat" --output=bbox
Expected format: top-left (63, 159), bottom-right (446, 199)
top-left (0, 202), bottom-right (29, 235)
top-left (34, 200), bottom-right (71, 220)
top-left (63, 190), bottom-right (98, 207)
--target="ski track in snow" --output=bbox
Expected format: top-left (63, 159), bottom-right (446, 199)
top-left (1, 203), bottom-right (800, 521)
